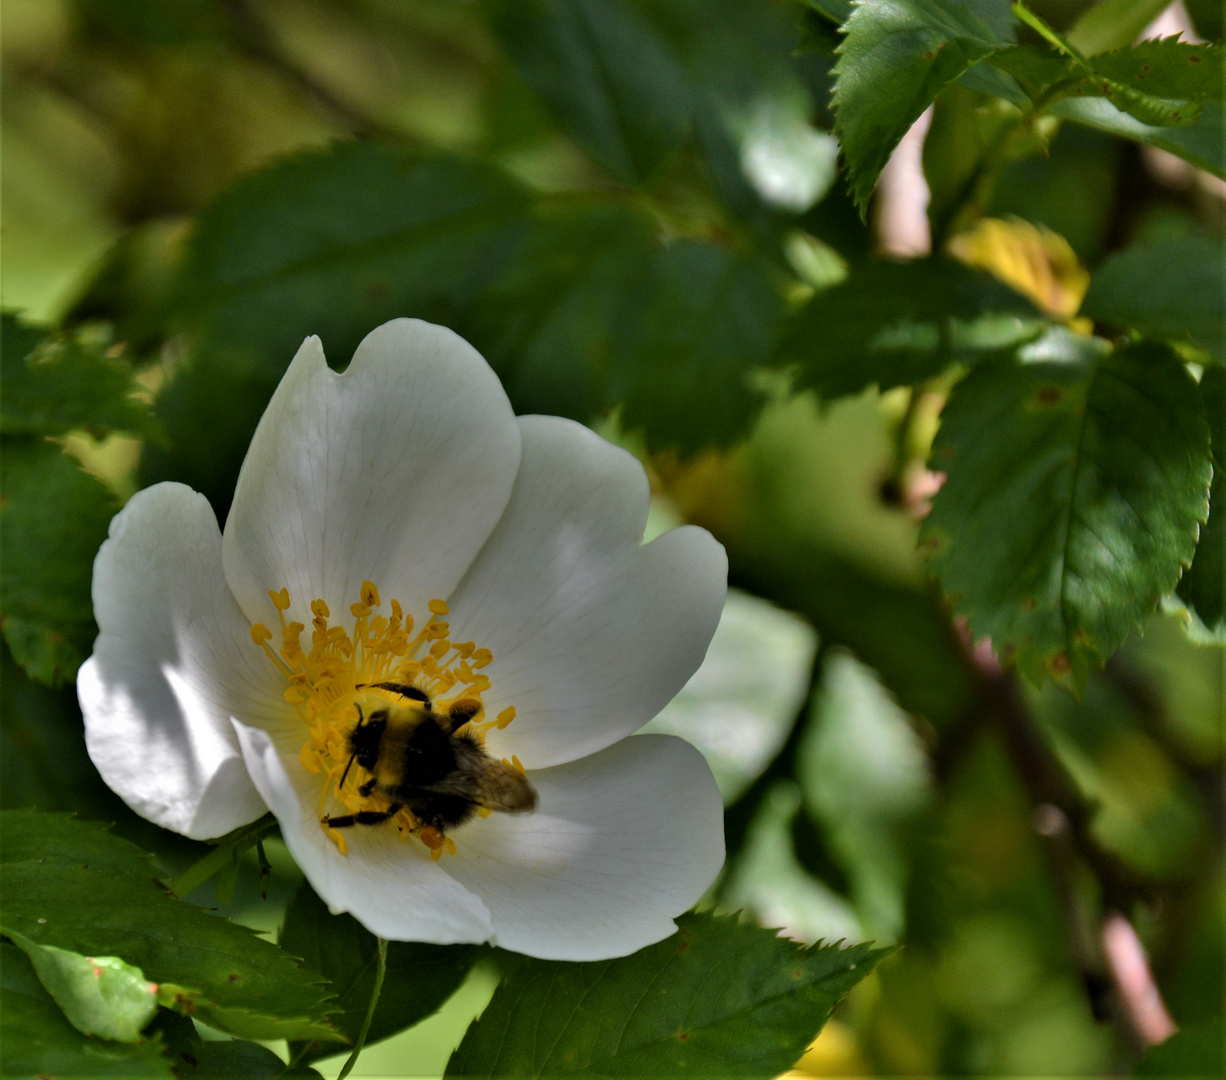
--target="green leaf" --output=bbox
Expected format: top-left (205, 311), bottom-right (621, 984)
top-left (7, 931), bottom-right (159, 1043)
top-left (0, 315), bottom-right (161, 441)
top-left (1050, 96), bottom-right (1225, 178)
top-left (155, 1010), bottom-right (324, 1079)
top-left (922, 339), bottom-right (1213, 690)
top-left (615, 242), bottom-right (784, 453)
top-left (1136, 1016), bottom-right (1225, 1076)
top-left (1083, 234), bottom-right (1225, 363)
top-left (468, 201), bottom-right (657, 424)
top-left (174, 145), bottom-right (529, 370)
top-left (832, 0), bottom-right (1014, 214)
top-left (470, 201), bottom-right (783, 452)
top-left (0, 440), bottom-right (117, 686)
top-left (0, 644), bottom-right (128, 817)
top-left (775, 257), bottom-right (1042, 399)
top-left (1066, 0), bottom-right (1172, 56)
top-left (989, 38), bottom-right (1223, 127)
top-left (1089, 38), bottom-right (1224, 103)
top-left (0, 942), bottom-right (173, 1078)
top-left (446, 911), bottom-right (889, 1079)
top-left (483, 0), bottom-right (690, 182)
top-left (279, 881), bottom-right (482, 1064)
top-left (1172, 366), bottom-right (1225, 642)
top-left (148, 144), bottom-right (531, 510)
top-left (0, 810), bottom-right (338, 1043)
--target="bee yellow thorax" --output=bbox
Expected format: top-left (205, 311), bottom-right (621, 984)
top-left (249, 580), bottom-right (518, 858)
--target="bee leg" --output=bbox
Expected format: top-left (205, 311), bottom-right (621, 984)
top-left (324, 803), bottom-right (402, 829)
top-left (357, 779), bottom-right (376, 797)
top-left (441, 697), bottom-right (481, 733)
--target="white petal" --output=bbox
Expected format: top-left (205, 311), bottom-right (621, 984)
top-left (79, 483), bottom-right (283, 840)
top-left (442, 735), bottom-right (724, 960)
top-left (447, 416), bottom-right (727, 768)
top-left (221, 320), bottom-right (521, 628)
top-left (234, 721), bottom-right (494, 944)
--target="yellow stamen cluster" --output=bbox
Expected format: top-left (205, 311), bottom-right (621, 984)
top-left (249, 580), bottom-right (516, 858)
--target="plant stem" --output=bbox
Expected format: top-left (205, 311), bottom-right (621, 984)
top-left (336, 937), bottom-right (388, 1080)
top-left (166, 815), bottom-right (278, 899)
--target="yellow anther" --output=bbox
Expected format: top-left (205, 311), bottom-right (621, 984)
top-left (252, 580), bottom-right (520, 859)
top-left (512, 755), bottom-right (525, 775)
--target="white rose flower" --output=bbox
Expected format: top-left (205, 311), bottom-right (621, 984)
top-left (78, 319), bottom-right (726, 961)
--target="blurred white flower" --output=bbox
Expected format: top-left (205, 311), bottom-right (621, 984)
top-left (79, 319), bottom-right (726, 960)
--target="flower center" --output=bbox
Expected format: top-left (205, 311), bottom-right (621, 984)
top-left (250, 580), bottom-right (520, 859)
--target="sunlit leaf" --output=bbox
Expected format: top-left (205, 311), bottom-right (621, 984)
top-left (833, 0), bottom-right (1014, 214)
top-left (447, 911), bottom-right (889, 1078)
top-left (0, 315), bottom-right (161, 441)
top-left (923, 339), bottom-right (1212, 691)
top-left (0, 811), bottom-right (338, 1042)
top-left (776, 257), bottom-right (1041, 399)
top-left (484, 0), bottom-right (690, 182)
top-left (280, 881), bottom-right (481, 1064)
top-left (0, 440), bottom-right (116, 686)
top-left (0, 942), bottom-right (173, 1077)
top-left (7, 931), bottom-right (159, 1043)
top-left (1083, 234), bottom-right (1225, 363)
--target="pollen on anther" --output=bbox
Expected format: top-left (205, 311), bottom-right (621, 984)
top-left (311, 599), bottom-right (330, 620)
top-left (428, 599), bottom-right (449, 615)
top-left (269, 588), bottom-right (291, 611)
top-left (361, 581), bottom-right (381, 607)
top-left (251, 624), bottom-right (273, 645)
top-left (497, 706), bottom-right (516, 729)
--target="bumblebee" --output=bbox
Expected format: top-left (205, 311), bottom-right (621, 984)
top-left (323, 682), bottom-right (537, 836)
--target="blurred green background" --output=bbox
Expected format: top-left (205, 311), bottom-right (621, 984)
top-left (2, 0), bottom-right (1222, 1076)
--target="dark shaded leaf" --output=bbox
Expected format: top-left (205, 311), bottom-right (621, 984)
top-left (1136, 1017), bottom-right (1225, 1076)
top-left (0, 440), bottom-right (117, 686)
top-left (156, 1010), bottom-right (323, 1079)
top-left (615, 241), bottom-right (784, 453)
top-left (174, 145), bottom-right (529, 370)
top-left (1173, 366), bottom-right (1225, 641)
top-left (0, 942), bottom-right (173, 1077)
top-left (923, 339), bottom-right (1212, 691)
top-left (0, 811), bottom-right (338, 1042)
top-left (280, 880), bottom-right (482, 1064)
top-left (776, 257), bottom-right (1042, 399)
top-left (447, 910), bottom-right (888, 1079)
top-left (832, 0), bottom-right (1014, 214)
top-left (484, 0), bottom-right (690, 182)
top-left (1083, 234), bottom-right (1225, 363)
